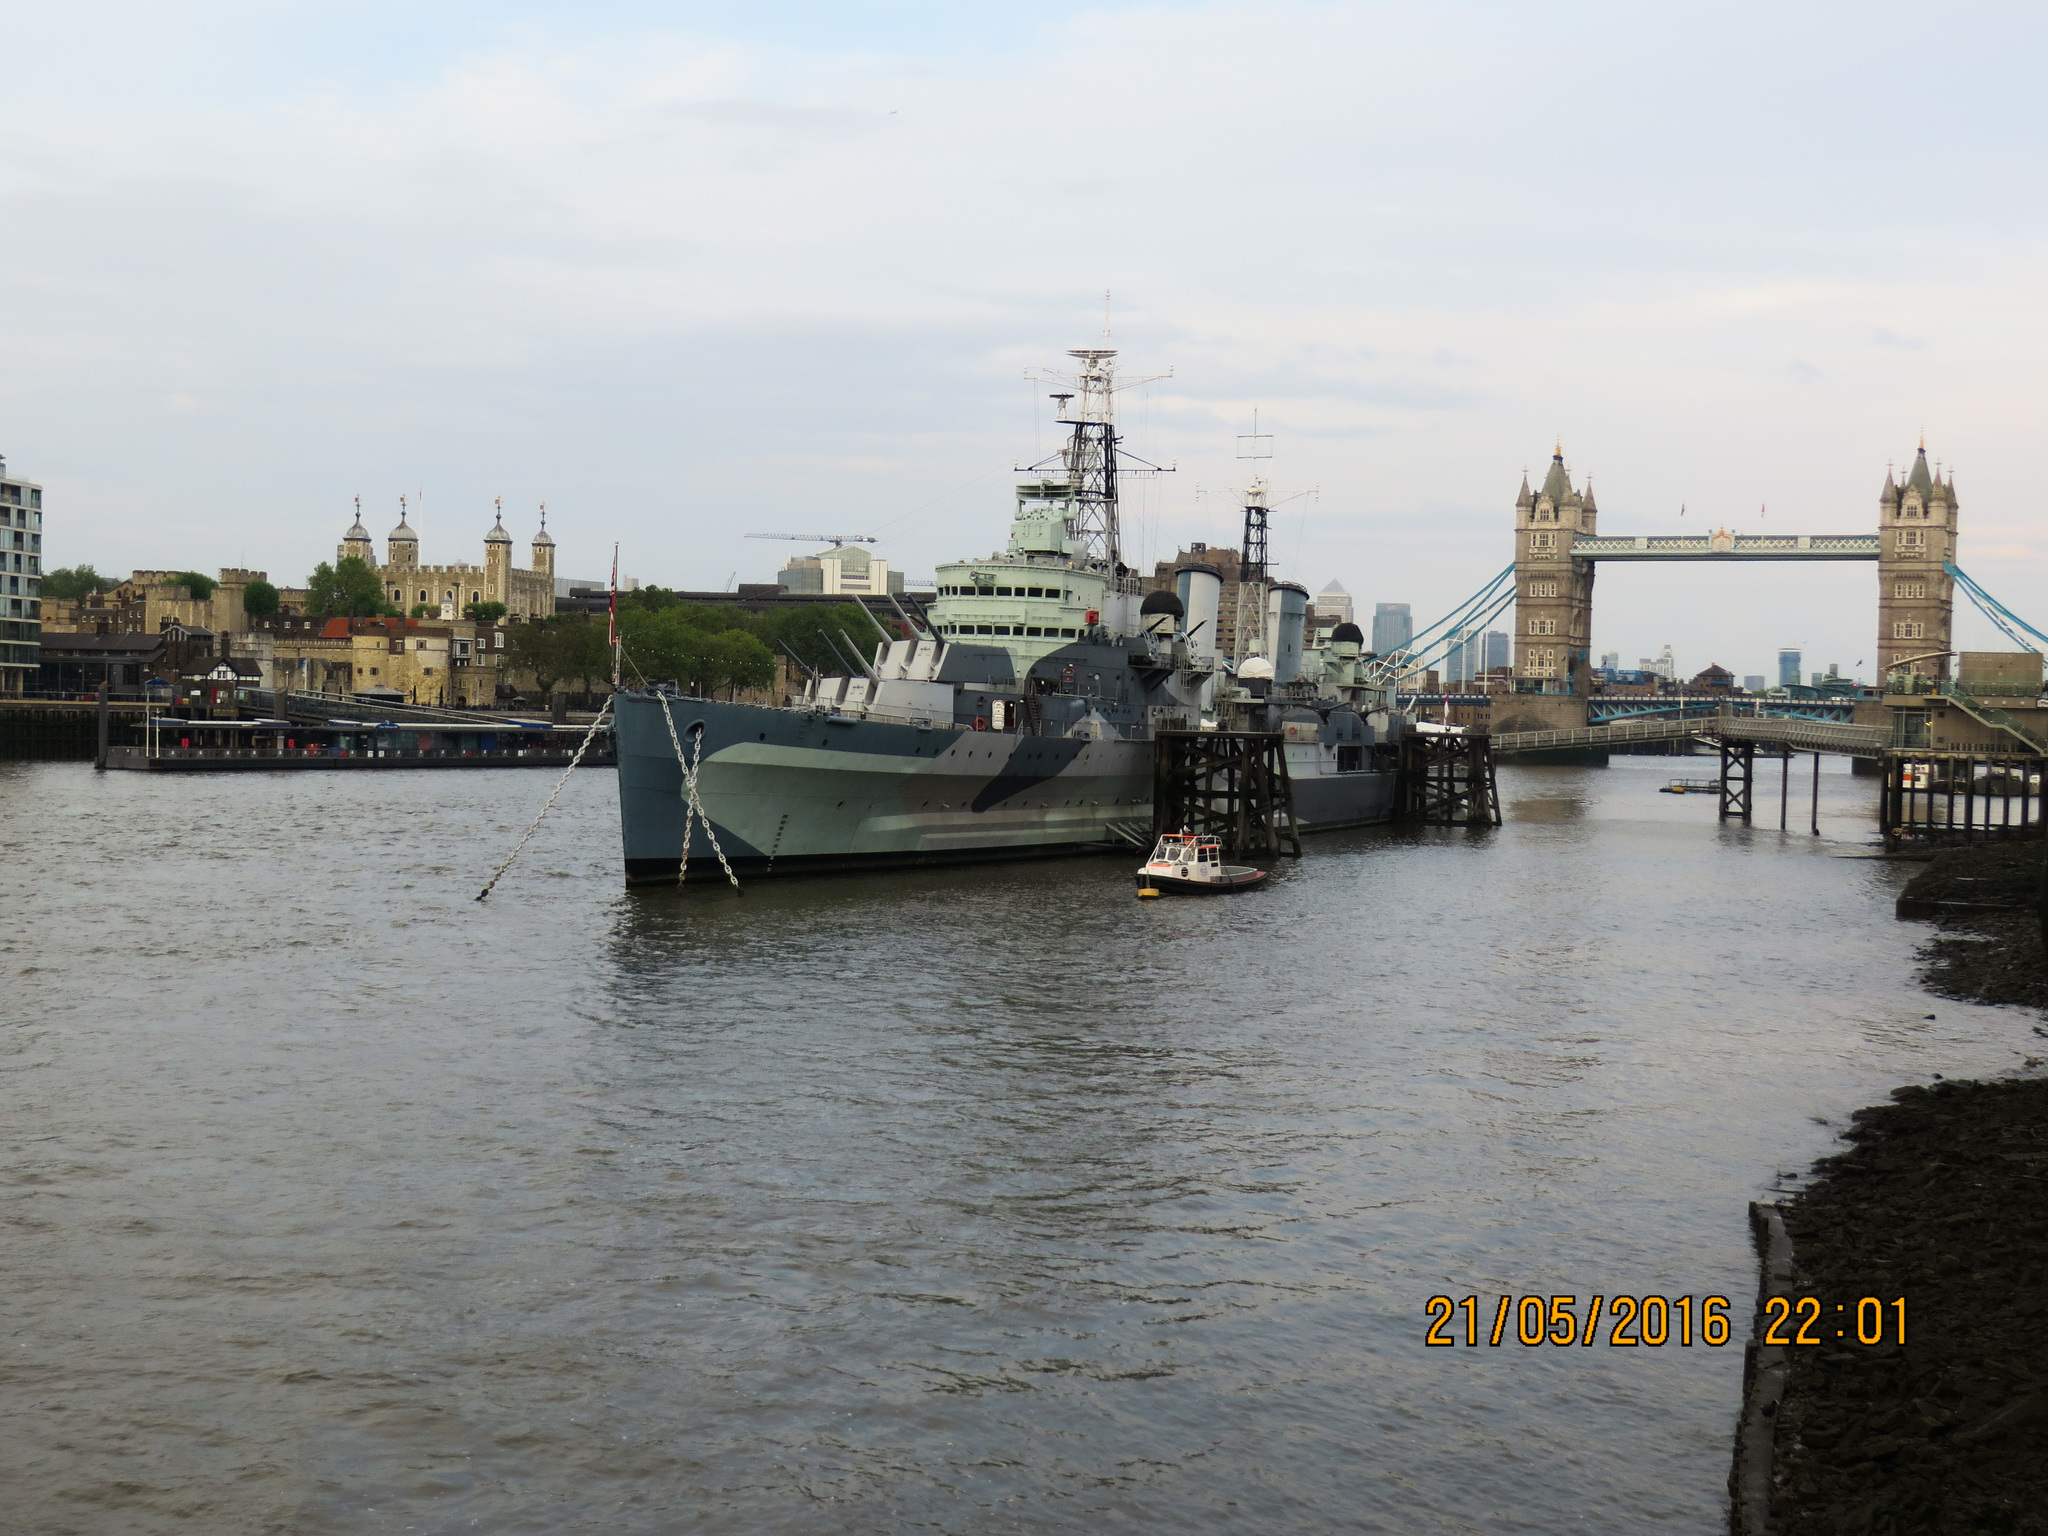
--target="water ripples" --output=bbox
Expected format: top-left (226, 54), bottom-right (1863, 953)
top-left (2, 757), bottom-right (2038, 1533)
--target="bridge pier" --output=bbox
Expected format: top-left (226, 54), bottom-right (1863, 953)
top-left (1719, 740), bottom-right (1756, 822)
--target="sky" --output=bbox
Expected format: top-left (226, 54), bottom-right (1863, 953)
top-left (5, 0), bottom-right (2046, 682)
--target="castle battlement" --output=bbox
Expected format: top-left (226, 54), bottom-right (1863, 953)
top-left (338, 513), bottom-right (557, 621)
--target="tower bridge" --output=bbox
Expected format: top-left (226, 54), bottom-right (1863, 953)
top-left (1495, 444), bottom-right (1956, 736)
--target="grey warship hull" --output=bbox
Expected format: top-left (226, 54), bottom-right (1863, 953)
top-left (615, 690), bottom-right (1397, 883)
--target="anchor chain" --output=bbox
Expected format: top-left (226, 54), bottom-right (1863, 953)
top-left (476, 696), bottom-right (614, 900)
top-left (658, 696), bottom-right (744, 894)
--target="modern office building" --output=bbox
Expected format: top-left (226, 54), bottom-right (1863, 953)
top-left (1484, 631), bottom-right (1510, 673)
top-left (0, 453), bottom-right (43, 696)
top-left (1778, 647), bottom-right (1802, 688)
top-left (1743, 675), bottom-right (1766, 692)
top-left (1370, 600), bottom-right (1411, 656)
top-left (1444, 624), bottom-right (1478, 684)
top-left (779, 542), bottom-right (904, 597)
top-left (1599, 651), bottom-right (1620, 672)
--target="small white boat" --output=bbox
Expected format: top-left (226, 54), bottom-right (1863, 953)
top-left (1135, 831), bottom-right (1269, 895)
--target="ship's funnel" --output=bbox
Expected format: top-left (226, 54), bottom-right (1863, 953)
top-left (1176, 564), bottom-right (1222, 667)
top-left (1267, 581), bottom-right (1308, 683)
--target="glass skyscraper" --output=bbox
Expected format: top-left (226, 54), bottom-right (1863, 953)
top-left (1371, 602), bottom-right (1412, 657)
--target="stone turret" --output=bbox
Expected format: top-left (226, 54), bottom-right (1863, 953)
top-left (339, 504), bottom-right (375, 568)
top-left (1878, 443), bottom-right (1958, 685)
top-left (484, 508), bottom-right (513, 606)
top-left (531, 507), bottom-right (555, 580)
top-left (1502, 445), bottom-right (1597, 735)
top-left (388, 501), bottom-right (419, 568)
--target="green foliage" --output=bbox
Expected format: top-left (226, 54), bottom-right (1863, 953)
top-left (557, 617), bottom-right (615, 691)
top-left (241, 579), bottom-right (280, 618)
top-left (41, 564), bottom-right (119, 601)
top-left (463, 600), bottom-right (508, 624)
top-left (409, 603), bottom-right (437, 618)
top-left (173, 570), bottom-right (218, 601)
top-left (499, 617), bottom-right (610, 697)
top-left (502, 621), bottom-right (568, 696)
top-left (617, 605), bottom-right (777, 698)
top-left (305, 556), bottom-right (395, 619)
top-left (612, 590), bottom-right (893, 678)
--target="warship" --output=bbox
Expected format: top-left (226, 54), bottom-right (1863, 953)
top-left (613, 347), bottom-right (1407, 882)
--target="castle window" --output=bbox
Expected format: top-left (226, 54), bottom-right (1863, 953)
top-left (1894, 581), bottom-right (1926, 599)
top-left (471, 591), bottom-right (481, 604)
top-left (1891, 620), bottom-right (1925, 640)
top-left (1531, 532), bottom-right (1556, 550)
top-left (1528, 580), bottom-right (1558, 597)
top-left (1529, 617), bottom-right (1557, 635)
top-left (1897, 528), bottom-right (1926, 550)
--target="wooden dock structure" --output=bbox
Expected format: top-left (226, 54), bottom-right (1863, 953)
top-left (1397, 730), bottom-right (1502, 827)
top-left (1151, 730), bottom-right (1301, 859)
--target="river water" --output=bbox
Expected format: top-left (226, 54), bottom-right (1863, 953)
top-left (3, 754), bottom-right (2038, 1535)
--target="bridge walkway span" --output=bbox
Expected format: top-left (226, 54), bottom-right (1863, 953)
top-left (1492, 715), bottom-right (1891, 758)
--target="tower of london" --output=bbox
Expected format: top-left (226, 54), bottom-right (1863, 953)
top-left (339, 503), bottom-right (557, 621)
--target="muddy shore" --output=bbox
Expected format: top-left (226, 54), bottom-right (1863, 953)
top-left (1752, 842), bottom-right (2048, 1534)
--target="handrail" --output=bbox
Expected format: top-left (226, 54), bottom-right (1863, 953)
top-left (1493, 714), bottom-right (1889, 757)
top-left (1940, 684), bottom-right (2048, 754)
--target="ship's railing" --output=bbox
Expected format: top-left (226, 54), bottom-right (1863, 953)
top-left (122, 745), bottom-right (608, 763)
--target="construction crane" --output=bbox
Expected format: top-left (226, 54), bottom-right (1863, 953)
top-left (744, 533), bottom-right (878, 546)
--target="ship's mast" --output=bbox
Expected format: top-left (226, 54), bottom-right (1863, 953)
top-left (1233, 418), bottom-right (1273, 664)
top-left (1025, 346), bottom-right (1171, 589)
top-left (1056, 349), bottom-right (1120, 571)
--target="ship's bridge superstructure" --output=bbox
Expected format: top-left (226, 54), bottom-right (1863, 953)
top-left (926, 477), bottom-right (1120, 662)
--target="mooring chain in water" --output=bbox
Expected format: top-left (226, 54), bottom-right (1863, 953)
top-left (658, 696), bottom-right (743, 894)
top-left (475, 696), bottom-right (615, 901)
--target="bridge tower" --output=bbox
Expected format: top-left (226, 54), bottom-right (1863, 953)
top-left (1499, 448), bottom-right (1596, 732)
top-left (1877, 444), bottom-right (1957, 685)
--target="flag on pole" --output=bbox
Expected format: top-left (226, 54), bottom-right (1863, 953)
top-left (609, 542), bottom-right (621, 690)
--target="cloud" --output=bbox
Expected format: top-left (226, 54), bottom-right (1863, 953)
top-left (2, 0), bottom-right (2047, 679)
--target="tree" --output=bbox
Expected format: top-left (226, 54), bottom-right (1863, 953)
top-left (502, 622), bottom-right (570, 697)
top-left (305, 556), bottom-right (394, 619)
top-left (174, 571), bottom-right (218, 601)
top-left (242, 580), bottom-right (280, 618)
top-left (410, 603), bottom-right (437, 619)
top-left (619, 607), bottom-right (775, 698)
top-left (463, 600), bottom-right (508, 624)
top-left (41, 565), bottom-right (118, 601)
top-left (753, 602), bottom-right (892, 676)
top-left (557, 617), bottom-right (615, 695)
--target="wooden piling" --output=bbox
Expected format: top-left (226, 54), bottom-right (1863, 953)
top-left (1152, 730), bottom-right (1301, 859)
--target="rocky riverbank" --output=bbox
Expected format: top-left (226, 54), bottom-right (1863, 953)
top-left (1903, 840), bottom-right (2048, 1011)
top-left (1764, 1078), bottom-right (2048, 1533)
top-left (1747, 841), bottom-right (2048, 1534)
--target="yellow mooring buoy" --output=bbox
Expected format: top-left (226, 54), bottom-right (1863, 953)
top-left (1136, 886), bottom-right (1162, 899)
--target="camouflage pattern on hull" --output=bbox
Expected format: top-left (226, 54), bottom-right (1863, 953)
top-left (616, 692), bottom-right (1155, 883)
